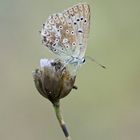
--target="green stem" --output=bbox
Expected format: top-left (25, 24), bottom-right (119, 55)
top-left (53, 101), bottom-right (71, 140)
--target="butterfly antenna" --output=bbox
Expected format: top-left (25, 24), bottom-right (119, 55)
top-left (86, 56), bottom-right (106, 69)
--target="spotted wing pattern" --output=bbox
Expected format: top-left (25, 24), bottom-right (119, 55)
top-left (41, 3), bottom-right (90, 63)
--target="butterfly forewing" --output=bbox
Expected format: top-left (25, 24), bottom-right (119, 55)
top-left (65, 3), bottom-right (90, 59)
top-left (41, 3), bottom-right (90, 64)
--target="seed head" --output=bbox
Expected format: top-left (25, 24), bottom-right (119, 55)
top-left (32, 59), bottom-right (76, 104)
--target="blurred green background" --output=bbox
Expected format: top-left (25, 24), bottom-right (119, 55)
top-left (0, 0), bottom-right (140, 140)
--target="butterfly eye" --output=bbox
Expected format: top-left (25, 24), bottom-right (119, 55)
top-left (81, 17), bottom-right (84, 20)
top-left (82, 58), bottom-right (86, 63)
top-left (74, 22), bottom-right (77, 25)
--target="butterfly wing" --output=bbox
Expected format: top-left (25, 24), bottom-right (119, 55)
top-left (65, 3), bottom-right (90, 59)
top-left (41, 3), bottom-right (90, 62)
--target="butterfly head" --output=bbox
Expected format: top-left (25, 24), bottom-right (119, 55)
top-left (68, 56), bottom-right (86, 66)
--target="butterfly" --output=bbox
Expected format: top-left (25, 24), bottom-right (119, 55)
top-left (41, 3), bottom-right (90, 69)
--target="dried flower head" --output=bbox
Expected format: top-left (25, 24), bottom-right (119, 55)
top-left (32, 59), bottom-right (76, 104)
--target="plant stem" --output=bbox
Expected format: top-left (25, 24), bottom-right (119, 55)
top-left (53, 101), bottom-right (71, 140)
